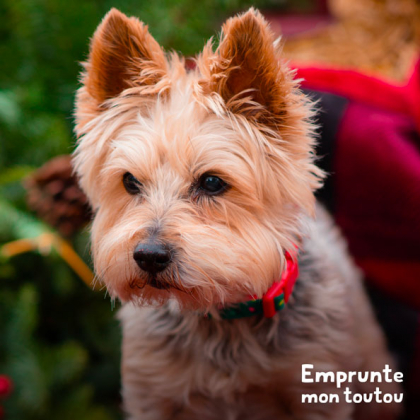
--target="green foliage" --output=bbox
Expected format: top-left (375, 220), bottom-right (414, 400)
top-left (1, 281), bottom-right (121, 420)
top-left (0, 198), bottom-right (48, 239)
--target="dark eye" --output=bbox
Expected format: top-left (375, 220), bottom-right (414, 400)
top-left (123, 172), bottom-right (142, 195)
top-left (199, 174), bottom-right (228, 195)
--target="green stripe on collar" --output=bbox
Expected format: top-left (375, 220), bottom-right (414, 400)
top-left (219, 293), bottom-right (285, 320)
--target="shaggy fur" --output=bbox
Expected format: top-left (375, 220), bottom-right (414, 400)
top-left (73, 8), bottom-right (401, 419)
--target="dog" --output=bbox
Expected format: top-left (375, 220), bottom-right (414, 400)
top-left (73, 8), bottom-right (401, 420)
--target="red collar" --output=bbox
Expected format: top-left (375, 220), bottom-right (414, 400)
top-left (261, 249), bottom-right (299, 317)
top-left (217, 249), bottom-right (299, 320)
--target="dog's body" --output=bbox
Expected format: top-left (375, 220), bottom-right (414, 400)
top-left (73, 8), bottom-right (400, 419)
top-left (119, 208), bottom-right (397, 420)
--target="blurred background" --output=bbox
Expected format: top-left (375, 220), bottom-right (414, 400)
top-left (0, 0), bottom-right (419, 419)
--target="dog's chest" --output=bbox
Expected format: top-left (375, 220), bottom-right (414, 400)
top-left (120, 304), bottom-right (322, 400)
top-left (120, 303), bottom-right (353, 420)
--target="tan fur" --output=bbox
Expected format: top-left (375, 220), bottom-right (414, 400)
top-left (73, 8), bottom-right (401, 420)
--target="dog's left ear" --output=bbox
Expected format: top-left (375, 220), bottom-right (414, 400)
top-left (201, 8), bottom-right (288, 124)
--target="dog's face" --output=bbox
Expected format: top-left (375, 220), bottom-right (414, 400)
top-left (73, 8), bottom-right (322, 309)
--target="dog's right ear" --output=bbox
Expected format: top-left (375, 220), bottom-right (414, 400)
top-left (76, 8), bottom-right (167, 124)
top-left (74, 9), bottom-right (167, 208)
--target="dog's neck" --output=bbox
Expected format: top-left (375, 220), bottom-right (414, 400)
top-left (210, 250), bottom-right (299, 321)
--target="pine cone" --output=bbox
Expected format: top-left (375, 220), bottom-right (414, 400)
top-left (25, 155), bottom-right (92, 237)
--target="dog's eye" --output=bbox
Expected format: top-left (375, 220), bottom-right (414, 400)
top-left (199, 174), bottom-right (228, 195)
top-left (123, 172), bottom-right (142, 195)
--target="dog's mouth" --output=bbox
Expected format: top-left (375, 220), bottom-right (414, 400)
top-left (147, 276), bottom-right (167, 290)
top-left (124, 274), bottom-right (253, 310)
top-left (128, 273), bottom-right (190, 294)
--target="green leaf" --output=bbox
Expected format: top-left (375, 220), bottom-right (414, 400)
top-left (48, 341), bottom-right (89, 386)
top-left (6, 284), bottom-right (39, 347)
top-left (9, 348), bottom-right (49, 415)
top-left (0, 165), bottom-right (35, 186)
top-left (0, 90), bottom-right (21, 126)
top-left (0, 198), bottom-right (50, 240)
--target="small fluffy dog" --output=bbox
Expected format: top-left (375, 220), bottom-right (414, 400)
top-left (73, 8), bottom-right (401, 420)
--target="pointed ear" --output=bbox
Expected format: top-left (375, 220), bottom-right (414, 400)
top-left (81, 8), bottom-right (167, 106)
top-left (201, 9), bottom-right (288, 124)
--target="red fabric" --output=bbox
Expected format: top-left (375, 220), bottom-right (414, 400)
top-left (292, 60), bottom-right (420, 309)
top-left (294, 60), bottom-right (420, 131)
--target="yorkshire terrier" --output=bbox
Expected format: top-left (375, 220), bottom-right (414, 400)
top-left (73, 8), bottom-right (401, 420)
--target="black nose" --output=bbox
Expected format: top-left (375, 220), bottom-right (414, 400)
top-left (133, 242), bottom-right (172, 274)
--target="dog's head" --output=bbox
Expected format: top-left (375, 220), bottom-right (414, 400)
top-left (73, 8), bottom-right (323, 309)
